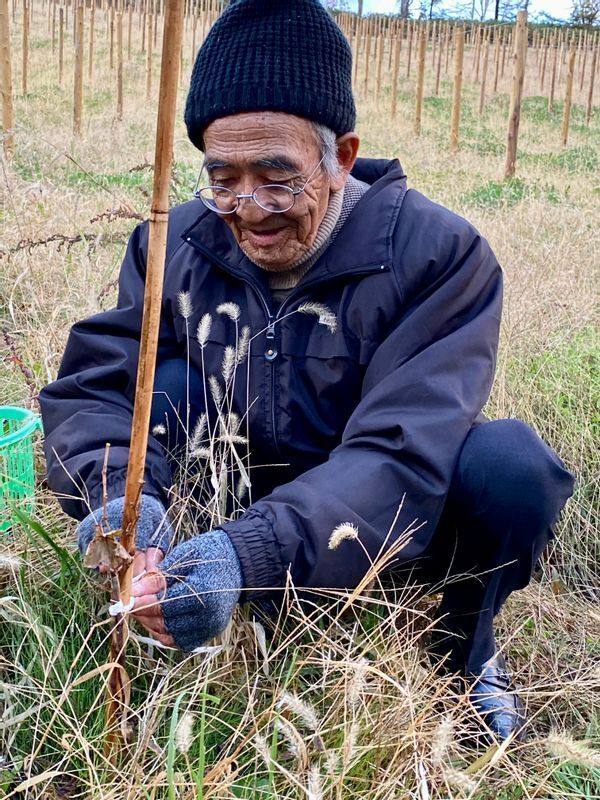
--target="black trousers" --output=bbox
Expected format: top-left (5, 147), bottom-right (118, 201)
top-left (150, 359), bottom-right (575, 672)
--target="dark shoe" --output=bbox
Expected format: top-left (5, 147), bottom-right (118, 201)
top-left (467, 652), bottom-right (526, 743)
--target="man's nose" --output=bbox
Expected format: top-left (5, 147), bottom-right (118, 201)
top-left (235, 195), bottom-right (271, 224)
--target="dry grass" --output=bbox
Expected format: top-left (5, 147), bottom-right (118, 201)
top-left (1, 6), bottom-right (599, 799)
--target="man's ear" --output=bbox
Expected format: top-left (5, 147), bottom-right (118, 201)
top-left (330, 132), bottom-right (360, 192)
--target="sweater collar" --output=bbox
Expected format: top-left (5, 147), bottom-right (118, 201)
top-left (183, 158), bottom-right (407, 286)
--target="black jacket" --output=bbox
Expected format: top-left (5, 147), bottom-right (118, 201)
top-left (40, 159), bottom-right (502, 598)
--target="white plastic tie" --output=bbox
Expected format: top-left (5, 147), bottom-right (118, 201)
top-left (108, 597), bottom-right (135, 617)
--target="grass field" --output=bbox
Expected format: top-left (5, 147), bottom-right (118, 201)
top-left (1, 7), bottom-right (599, 799)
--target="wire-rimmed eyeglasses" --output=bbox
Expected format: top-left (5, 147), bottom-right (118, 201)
top-left (193, 155), bottom-right (325, 215)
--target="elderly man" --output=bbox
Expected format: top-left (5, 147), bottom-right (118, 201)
top-left (40, 0), bottom-right (573, 743)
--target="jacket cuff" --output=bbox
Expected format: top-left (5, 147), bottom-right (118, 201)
top-left (221, 509), bottom-right (287, 600)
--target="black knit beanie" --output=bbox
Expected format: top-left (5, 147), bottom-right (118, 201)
top-left (185, 0), bottom-right (356, 151)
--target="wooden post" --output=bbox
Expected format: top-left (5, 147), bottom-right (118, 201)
top-left (116, 7), bottom-right (123, 119)
top-left (0, 0), bottom-right (14, 158)
top-left (375, 34), bottom-right (383, 100)
top-left (109, 3), bottom-right (114, 69)
top-left (414, 24), bottom-right (426, 136)
top-left (58, 5), bottom-right (63, 84)
top-left (548, 35), bottom-right (558, 112)
top-left (352, 18), bottom-right (361, 87)
top-left (73, 0), bottom-right (84, 136)
top-left (127, 2), bottom-right (132, 59)
top-left (88, 0), bottom-right (95, 81)
top-left (21, 0), bottom-right (28, 94)
top-left (406, 20), bottom-right (413, 78)
top-left (579, 41), bottom-right (588, 93)
top-left (146, 9), bottom-right (153, 100)
top-left (363, 20), bottom-right (371, 97)
top-left (51, 0), bottom-right (56, 53)
top-left (449, 26), bottom-right (464, 155)
top-left (504, 10), bottom-right (528, 179)
top-left (435, 24), bottom-right (443, 96)
top-left (561, 42), bottom-right (576, 147)
top-left (391, 32), bottom-right (400, 118)
top-left (104, 0), bottom-right (185, 760)
top-left (501, 26), bottom-right (508, 78)
top-left (445, 22), bottom-right (451, 74)
top-left (479, 39), bottom-right (490, 115)
top-left (493, 28), bottom-right (501, 93)
top-left (586, 48), bottom-right (596, 125)
top-left (539, 40), bottom-right (548, 92)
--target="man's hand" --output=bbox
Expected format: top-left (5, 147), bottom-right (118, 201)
top-left (77, 495), bottom-right (174, 569)
top-left (130, 530), bottom-right (243, 652)
top-left (131, 569), bottom-right (175, 647)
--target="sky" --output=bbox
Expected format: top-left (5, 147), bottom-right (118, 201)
top-left (357, 0), bottom-right (573, 21)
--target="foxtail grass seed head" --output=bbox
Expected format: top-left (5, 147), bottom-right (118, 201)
top-left (298, 302), bottom-right (338, 334)
top-left (545, 730), bottom-right (600, 768)
top-left (275, 717), bottom-right (305, 761)
top-left (443, 768), bottom-right (477, 795)
top-left (177, 290), bottom-right (193, 320)
top-left (152, 423), bottom-right (167, 436)
top-left (197, 313), bottom-right (212, 348)
top-left (254, 733), bottom-right (271, 767)
top-left (190, 413), bottom-right (207, 450)
top-left (222, 345), bottom-right (236, 384)
top-left (328, 522), bottom-right (359, 550)
top-left (307, 764), bottom-right (324, 800)
top-left (217, 302), bottom-right (240, 322)
top-left (277, 692), bottom-right (320, 732)
top-left (237, 325), bottom-right (251, 363)
top-left (209, 375), bottom-right (223, 406)
top-left (347, 658), bottom-right (369, 710)
top-left (236, 474), bottom-right (249, 501)
top-left (175, 712), bottom-right (195, 754)
top-left (431, 715), bottom-right (454, 765)
top-left (0, 553), bottom-right (23, 571)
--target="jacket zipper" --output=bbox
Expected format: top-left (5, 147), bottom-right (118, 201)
top-left (184, 235), bottom-right (389, 455)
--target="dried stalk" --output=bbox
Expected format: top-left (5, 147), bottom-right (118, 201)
top-left (101, 0), bottom-right (185, 760)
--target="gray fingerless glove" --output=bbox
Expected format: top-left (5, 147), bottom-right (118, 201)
top-left (158, 530), bottom-right (243, 652)
top-left (77, 495), bottom-right (174, 557)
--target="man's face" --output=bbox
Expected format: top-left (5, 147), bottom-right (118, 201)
top-left (202, 112), bottom-right (345, 272)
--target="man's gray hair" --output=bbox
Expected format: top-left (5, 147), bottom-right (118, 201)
top-left (312, 122), bottom-right (343, 178)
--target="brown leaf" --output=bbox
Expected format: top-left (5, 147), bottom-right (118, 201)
top-left (84, 529), bottom-right (133, 572)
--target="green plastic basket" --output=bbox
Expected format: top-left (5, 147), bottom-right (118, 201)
top-left (0, 406), bottom-right (42, 533)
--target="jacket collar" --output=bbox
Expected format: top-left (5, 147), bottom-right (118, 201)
top-left (182, 158), bottom-right (407, 286)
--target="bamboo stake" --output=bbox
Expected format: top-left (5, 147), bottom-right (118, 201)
top-left (479, 39), bottom-right (489, 115)
top-left (104, 0), bottom-right (185, 760)
top-left (73, 0), bottom-right (84, 136)
top-left (146, 9), bottom-right (153, 100)
top-left (504, 10), bottom-right (528, 179)
top-left (548, 36), bottom-right (558, 112)
top-left (406, 20), bottom-right (413, 78)
top-left (127, 2), bottom-right (132, 59)
top-left (0, 0), bottom-right (14, 158)
top-left (449, 26), bottom-right (464, 155)
top-left (414, 24), bottom-right (426, 136)
top-left (109, 3), bottom-right (114, 69)
top-left (362, 21), bottom-right (371, 97)
top-left (586, 48), bottom-right (596, 126)
top-left (391, 32), bottom-right (400, 118)
top-left (579, 42), bottom-right (587, 93)
top-left (88, 0), bottom-right (95, 81)
top-left (58, 5), bottom-right (63, 84)
top-left (539, 41), bottom-right (547, 92)
top-left (21, 0), bottom-right (28, 94)
top-left (561, 42), bottom-right (576, 147)
top-left (375, 34), bottom-right (383, 101)
top-left (493, 28), bottom-right (501, 94)
top-left (435, 24), bottom-right (443, 96)
top-left (116, 6), bottom-right (123, 120)
top-left (51, 0), bottom-right (56, 53)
